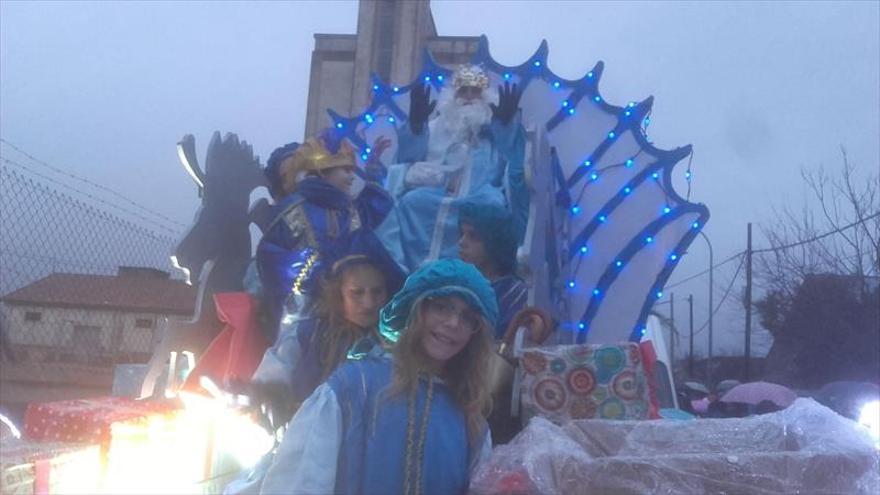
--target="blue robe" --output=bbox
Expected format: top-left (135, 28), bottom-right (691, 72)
top-left (256, 177), bottom-right (398, 341)
top-left (377, 119), bottom-right (527, 271)
top-left (492, 275), bottom-right (529, 340)
top-left (260, 356), bottom-right (491, 495)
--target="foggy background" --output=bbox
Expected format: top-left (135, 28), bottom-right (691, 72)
top-left (2, 0), bottom-right (878, 357)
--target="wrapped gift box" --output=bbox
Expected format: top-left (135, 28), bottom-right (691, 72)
top-left (518, 342), bottom-right (653, 424)
top-left (23, 397), bottom-right (180, 449)
top-left (0, 437), bottom-right (101, 495)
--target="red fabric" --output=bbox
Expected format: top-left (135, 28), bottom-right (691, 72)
top-left (182, 292), bottom-right (269, 394)
top-left (23, 397), bottom-right (178, 447)
top-left (639, 341), bottom-right (662, 419)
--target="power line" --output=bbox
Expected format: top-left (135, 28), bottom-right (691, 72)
top-left (692, 252), bottom-right (746, 338)
top-left (0, 138), bottom-right (187, 229)
top-left (752, 211), bottom-right (880, 254)
top-left (1, 159), bottom-right (182, 236)
top-left (666, 251), bottom-right (743, 289)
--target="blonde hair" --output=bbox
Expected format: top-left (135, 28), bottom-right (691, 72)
top-left (390, 296), bottom-right (493, 447)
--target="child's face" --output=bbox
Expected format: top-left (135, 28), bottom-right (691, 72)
top-left (340, 265), bottom-right (387, 329)
top-left (458, 223), bottom-right (489, 267)
top-left (419, 295), bottom-right (479, 365)
top-left (321, 165), bottom-right (356, 192)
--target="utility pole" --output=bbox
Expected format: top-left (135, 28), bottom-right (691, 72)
top-left (688, 294), bottom-right (694, 378)
top-left (744, 222), bottom-right (753, 382)
top-left (669, 293), bottom-right (675, 372)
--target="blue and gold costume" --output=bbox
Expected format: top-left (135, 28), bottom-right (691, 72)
top-left (256, 136), bottom-right (399, 341)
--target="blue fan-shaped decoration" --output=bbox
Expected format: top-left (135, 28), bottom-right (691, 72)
top-left (327, 36), bottom-right (709, 345)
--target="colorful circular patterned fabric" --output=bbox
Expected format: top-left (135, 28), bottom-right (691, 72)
top-left (550, 358), bottom-right (567, 374)
top-left (569, 397), bottom-right (598, 419)
top-left (612, 370), bottom-right (640, 401)
top-left (595, 347), bottom-right (626, 383)
top-left (564, 345), bottom-right (593, 364)
top-left (534, 378), bottom-right (567, 411)
top-left (521, 352), bottom-right (548, 375)
top-left (567, 367), bottom-right (596, 396)
top-left (599, 397), bottom-right (626, 419)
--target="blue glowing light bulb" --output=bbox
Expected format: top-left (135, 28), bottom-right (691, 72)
top-left (533, 60), bottom-right (541, 67)
top-left (590, 172), bottom-right (599, 181)
top-left (623, 187), bottom-right (632, 194)
top-left (580, 245), bottom-right (588, 254)
top-left (608, 131), bottom-right (616, 139)
top-left (372, 84), bottom-right (379, 91)
top-left (587, 71), bottom-right (594, 78)
top-left (663, 206), bottom-right (671, 214)
top-left (625, 110), bottom-right (632, 117)
top-left (593, 95), bottom-right (601, 103)
top-left (640, 327), bottom-right (647, 336)
top-left (583, 160), bottom-right (592, 167)
top-left (692, 221), bottom-right (700, 229)
top-left (652, 172), bottom-right (660, 179)
top-left (598, 215), bottom-right (607, 222)
top-left (669, 253), bottom-right (678, 261)
top-left (335, 122), bottom-right (344, 129)
top-left (437, 74), bottom-right (444, 82)
top-left (625, 159), bottom-right (634, 167)
top-left (562, 100), bottom-right (569, 107)
top-left (553, 81), bottom-right (561, 89)
top-left (593, 288), bottom-right (601, 296)
top-left (364, 113), bottom-right (374, 123)
top-left (424, 75), bottom-right (431, 82)
top-left (361, 153), bottom-right (368, 161)
top-left (568, 280), bottom-right (576, 288)
top-left (567, 108), bottom-right (575, 115)
top-left (393, 86), bottom-right (400, 93)
top-left (645, 236), bottom-right (654, 243)
top-left (578, 322), bottom-right (586, 330)
top-left (388, 116), bottom-right (396, 123)
top-left (685, 171), bottom-right (692, 180)
top-left (504, 73), bottom-right (511, 80)
top-left (656, 291), bottom-right (663, 299)
top-left (615, 260), bottom-right (623, 267)
top-left (571, 205), bottom-right (581, 215)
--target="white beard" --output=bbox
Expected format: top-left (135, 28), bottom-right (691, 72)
top-left (427, 91), bottom-right (494, 162)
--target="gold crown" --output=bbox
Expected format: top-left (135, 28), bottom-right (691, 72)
top-left (453, 64), bottom-right (489, 90)
top-left (291, 137), bottom-right (355, 174)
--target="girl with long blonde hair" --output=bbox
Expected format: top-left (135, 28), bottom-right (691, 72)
top-left (261, 259), bottom-right (498, 495)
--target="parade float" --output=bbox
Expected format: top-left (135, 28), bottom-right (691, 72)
top-left (2, 36), bottom-right (877, 494)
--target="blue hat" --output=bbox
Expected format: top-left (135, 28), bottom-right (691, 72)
top-left (265, 142), bottom-right (300, 198)
top-left (379, 259), bottom-right (498, 343)
top-left (459, 202), bottom-right (519, 275)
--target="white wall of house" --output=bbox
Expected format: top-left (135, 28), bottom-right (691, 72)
top-left (1, 303), bottom-right (183, 361)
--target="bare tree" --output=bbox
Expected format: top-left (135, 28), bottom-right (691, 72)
top-left (756, 148), bottom-right (879, 325)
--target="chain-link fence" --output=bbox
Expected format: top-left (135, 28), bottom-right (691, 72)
top-left (1, 148), bottom-right (187, 407)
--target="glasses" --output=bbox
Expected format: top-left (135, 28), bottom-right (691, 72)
top-left (423, 297), bottom-right (481, 334)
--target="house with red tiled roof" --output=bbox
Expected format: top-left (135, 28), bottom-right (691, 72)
top-left (0, 267), bottom-right (196, 367)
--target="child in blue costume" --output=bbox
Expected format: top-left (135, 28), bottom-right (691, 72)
top-left (260, 259), bottom-right (498, 495)
top-left (256, 131), bottom-right (398, 342)
top-left (249, 254), bottom-right (396, 425)
top-left (458, 201), bottom-right (529, 340)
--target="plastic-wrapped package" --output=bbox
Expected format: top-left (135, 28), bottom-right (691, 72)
top-left (471, 399), bottom-right (880, 495)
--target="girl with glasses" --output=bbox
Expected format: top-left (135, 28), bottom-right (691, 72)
top-left (260, 259), bottom-right (498, 495)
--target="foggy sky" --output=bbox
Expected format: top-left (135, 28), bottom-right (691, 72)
top-left (2, 0), bottom-right (878, 356)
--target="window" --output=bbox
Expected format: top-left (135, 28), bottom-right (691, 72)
top-left (24, 311), bottom-right (42, 322)
top-left (134, 318), bottom-right (154, 329)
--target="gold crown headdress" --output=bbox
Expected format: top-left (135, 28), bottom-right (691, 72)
top-left (453, 64), bottom-right (489, 90)
top-left (291, 136), bottom-right (356, 174)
